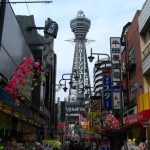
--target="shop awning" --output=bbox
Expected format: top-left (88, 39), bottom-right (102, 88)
top-left (124, 109), bottom-right (150, 125)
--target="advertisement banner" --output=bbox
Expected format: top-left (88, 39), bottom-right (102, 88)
top-left (88, 112), bottom-right (97, 131)
top-left (102, 76), bottom-right (112, 110)
top-left (112, 86), bottom-right (121, 109)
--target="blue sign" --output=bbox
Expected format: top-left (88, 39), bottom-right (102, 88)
top-left (113, 86), bottom-right (120, 92)
top-left (102, 76), bottom-right (112, 110)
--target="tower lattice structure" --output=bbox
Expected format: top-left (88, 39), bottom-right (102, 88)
top-left (69, 11), bottom-right (91, 103)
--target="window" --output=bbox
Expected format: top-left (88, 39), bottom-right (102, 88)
top-left (129, 47), bottom-right (135, 62)
top-left (130, 82), bottom-right (137, 100)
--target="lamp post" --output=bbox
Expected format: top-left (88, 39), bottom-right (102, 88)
top-left (58, 73), bottom-right (79, 139)
top-left (87, 48), bottom-right (111, 110)
top-left (88, 48), bottom-right (110, 62)
top-left (88, 49), bottom-right (124, 148)
top-left (59, 72), bottom-right (78, 92)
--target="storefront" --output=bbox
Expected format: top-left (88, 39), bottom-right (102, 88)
top-left (0, 87), bottom-right (46, 142)
top-left (124, 109), bottom-right (150, 144)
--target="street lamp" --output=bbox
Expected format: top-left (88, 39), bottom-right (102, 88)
top-left (61, 73), bottom-right (75, 87)
top-left (59, 79), bottom-right (68, 92)
top-left (88, 49), bottom-right (124, 148)
top-left (88, 48), bottom-right (110, 62)
top-left (88, 48), bottom-right (111, 108)
top-left (59, 73), bottom-right (79, 92)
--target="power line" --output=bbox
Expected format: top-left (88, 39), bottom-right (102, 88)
top-left (4, 1), bottom-right (53, 4)
top-left (7, 0), bottom-right (53, 17)
top-left (25, 0), bottom-right (31, 15)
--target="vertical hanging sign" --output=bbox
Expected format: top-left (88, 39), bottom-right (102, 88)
top-left (110, 37), bottom-right (121, 82)
top-left (110, 37), bottom-right (121, 109)
top-left (102, 75), bottom-right (112, 110)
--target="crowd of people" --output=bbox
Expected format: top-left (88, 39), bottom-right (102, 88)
top-left (121, 139), bottom-right (146, 150)
top-left (0, 137), bottom-right (61, 150)
top-left (61, 139), bottom-right (91, 150)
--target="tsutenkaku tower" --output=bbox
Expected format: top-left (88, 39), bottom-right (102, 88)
top-left (69, 11), bottom-right (91, 101)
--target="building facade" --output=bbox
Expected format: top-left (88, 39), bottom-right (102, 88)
top-left (0, 3), bottom-right (58, 142)
top-left (120, 10), bottom-right (147, 146)
top-left (138, 0), bottom-right (150, 147)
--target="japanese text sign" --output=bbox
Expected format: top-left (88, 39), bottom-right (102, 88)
top-left (102, 76), bottom-right (112, 110)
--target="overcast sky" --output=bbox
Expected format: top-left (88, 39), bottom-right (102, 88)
top-left (11, 0), bottom-right (145, 100)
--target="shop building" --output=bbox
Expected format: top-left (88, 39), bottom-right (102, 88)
top-left (138, 0), bottom-right (150, 147)
top-left (0, 2), bottom-right (58, 142)
top-left (121, 9), bottom-right (148, 145)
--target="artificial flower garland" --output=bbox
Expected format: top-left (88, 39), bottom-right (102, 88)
top-left (103, 113), bottom-right (120, 130)
top-left (4, 57), bottom-right (44, 101)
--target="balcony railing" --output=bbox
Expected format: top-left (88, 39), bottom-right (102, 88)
top-left (143, 42), bottom-right (150, 60)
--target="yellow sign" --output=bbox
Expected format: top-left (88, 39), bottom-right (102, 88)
top-left (88, 112), bottom-right (97, 131)
top-left (137, 92), bottom-right (150, 112)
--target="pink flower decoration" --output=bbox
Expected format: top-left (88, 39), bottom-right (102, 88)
top-left (4, 57), bottom-right (41, 101)
top-left (34, 62), bottom-right (40, 68)
top-left (37, 70), bottom-right (41, 75)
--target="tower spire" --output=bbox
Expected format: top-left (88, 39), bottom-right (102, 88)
top-left (69, 11), bottom-right (91, 102)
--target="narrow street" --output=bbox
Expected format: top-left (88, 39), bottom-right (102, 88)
top-left (0, 0), bottom-right (149, 149)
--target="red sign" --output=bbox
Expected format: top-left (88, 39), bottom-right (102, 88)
top-left (125, 109), bottom-right (150, 125)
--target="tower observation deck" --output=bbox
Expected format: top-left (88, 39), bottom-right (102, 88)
top-left (69, 11), bottom-right (91, 104)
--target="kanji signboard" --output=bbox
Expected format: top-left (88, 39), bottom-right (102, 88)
top-left (110, 37), bottom-right (121, 110)
top-left (44, 20), bottom-right (58, 38)
top-left (110, 37), bottom-right (121, 82)
top-left (102, 76), bottom-right (112, 110)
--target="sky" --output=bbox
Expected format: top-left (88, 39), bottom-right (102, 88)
top-left (11, 0), bottom-right (146, 100)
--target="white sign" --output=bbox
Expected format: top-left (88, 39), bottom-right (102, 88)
top-left (110, 37), bottom-right (121, 82)
top-left (110, 37), bottom-right (121, 109)
top-left (113, 92), bottom-right (121, 109)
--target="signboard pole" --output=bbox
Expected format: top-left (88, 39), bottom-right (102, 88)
top-left (110, 37), bottom-right (124, 146)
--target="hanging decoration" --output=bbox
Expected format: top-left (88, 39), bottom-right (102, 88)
top-left (103, 113), bottom-right (120, 130)
top-left (4, 57), bottom-right (43, 101)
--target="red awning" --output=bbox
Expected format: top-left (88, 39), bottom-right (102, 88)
top-left (125, 109), bottom-right (150, 125)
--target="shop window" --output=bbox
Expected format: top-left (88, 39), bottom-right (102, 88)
top-left (129, 48), bottom-right (135, 61)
